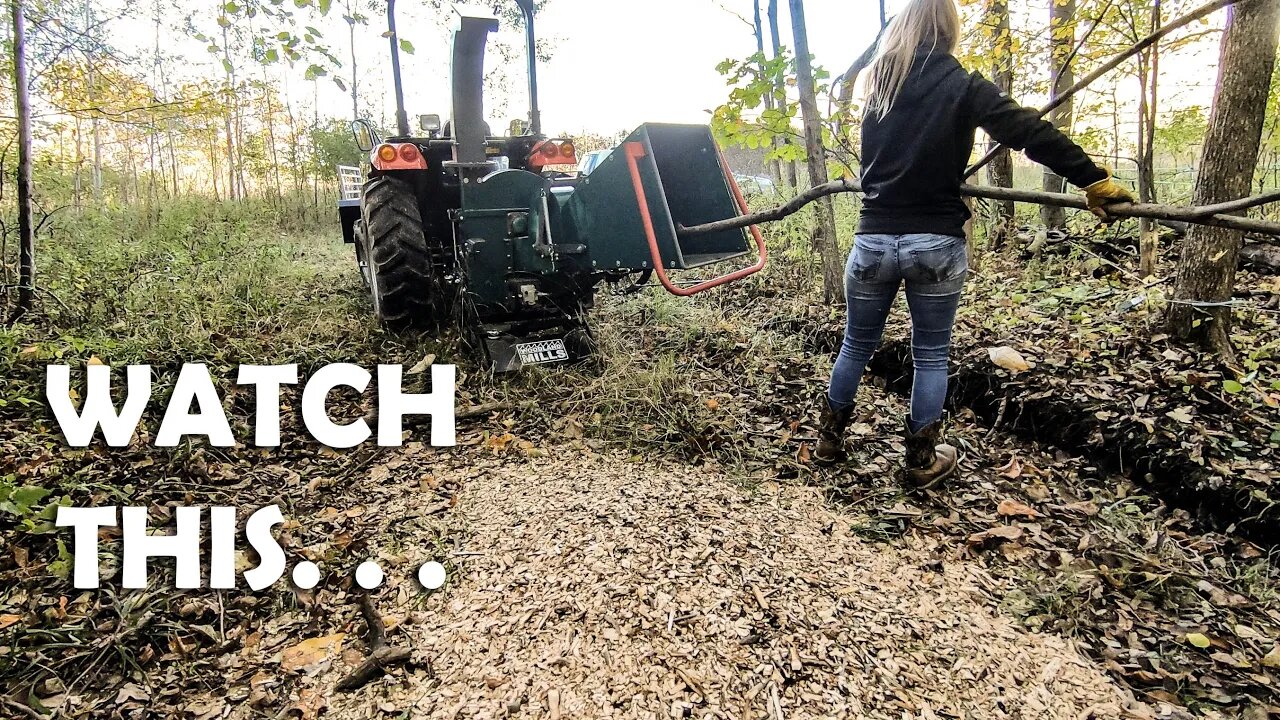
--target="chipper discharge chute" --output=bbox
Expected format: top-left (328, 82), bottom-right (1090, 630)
top-left (337, 1), bottom-right (766, 371)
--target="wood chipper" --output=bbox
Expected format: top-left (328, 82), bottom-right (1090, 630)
top-left (337, 0), bottom-right (765, 371)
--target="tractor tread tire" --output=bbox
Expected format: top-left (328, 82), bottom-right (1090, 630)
top-left (362, 175), bottom-right (434, 328)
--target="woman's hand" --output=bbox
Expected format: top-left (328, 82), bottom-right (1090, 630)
top-left (1083, 170), bottom-right (1137, 220)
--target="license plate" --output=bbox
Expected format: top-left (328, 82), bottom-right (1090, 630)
top-left (515, 339), bottom-right (569, 366)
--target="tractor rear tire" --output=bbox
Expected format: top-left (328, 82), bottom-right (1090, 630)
top-left (361, 175), bottom-right (434, 328)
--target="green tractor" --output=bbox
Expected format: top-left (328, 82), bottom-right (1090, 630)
top-left (338, 0), bottom-right (766, 371)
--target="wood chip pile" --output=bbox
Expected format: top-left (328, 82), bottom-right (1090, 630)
top-left (324, 451), bottom-right (1152, 719)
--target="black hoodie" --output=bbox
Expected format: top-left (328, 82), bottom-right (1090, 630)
top-left (858, 47), bottom-right (1107, 237)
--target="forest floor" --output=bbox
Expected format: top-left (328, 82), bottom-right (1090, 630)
top-left (1, 211), bottom-right (1278, 719)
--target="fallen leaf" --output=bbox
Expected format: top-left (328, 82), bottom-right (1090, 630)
top-left (1166, 406), bottom-right (1195, 424)
top-left (1210, 651), bottom-right (1247, 667)
top-left (988, 346), bottom-right (1031, 374)
top-left (1186, 632), bottom-right (1212, 649)
top-left (86, 355), bottom-right (104, 366)
top-left (0, 613), bottom-right (21, 630)
top-left (407, 353), bottom-right (436, 375)
top-left (996, 456), bottom-right (1022, 479)
top-left (997, 498), bottom-right (1040, 519)
top-left (968, 525), bottom-right (1024, 545)
top-left (280, 633), bottom-right (345, 672)
top-left (1263, 646), bottom-right (1280, 669)
top-left (115, 683), bottom-right (149, 705)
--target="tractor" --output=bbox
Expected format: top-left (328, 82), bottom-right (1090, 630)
top-left (338, 0), bottom-right (766, 371)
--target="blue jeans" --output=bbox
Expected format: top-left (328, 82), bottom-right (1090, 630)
top-left (827, 233), bottom-right (968, 432)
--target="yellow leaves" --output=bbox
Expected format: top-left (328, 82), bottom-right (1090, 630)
top-left (485, 432), bottom-right (515, 452)
top-left (1185, 632), bottom-right (1212, 649)
top-left (280, 633), bottom-right (345, 672)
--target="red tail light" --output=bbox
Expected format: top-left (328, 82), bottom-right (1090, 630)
top-left (529, 139), bottom-right (578, 169)
top-left (371, 142), bottom-right (427, 171)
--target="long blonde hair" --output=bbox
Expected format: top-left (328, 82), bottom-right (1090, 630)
top-left (865, 0), bottom-right (961, 120)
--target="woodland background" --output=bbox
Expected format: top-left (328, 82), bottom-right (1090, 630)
top-left (1, 0), bottom-right (1280, 717)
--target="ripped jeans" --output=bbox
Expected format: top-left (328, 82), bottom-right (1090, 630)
top-left (826, 233), bottom-right (968, 432)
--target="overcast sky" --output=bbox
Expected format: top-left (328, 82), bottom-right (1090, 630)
top-left (120, 0), bottom-right (1220, 137)
top-left (309, 0), bottom-right (883, 134)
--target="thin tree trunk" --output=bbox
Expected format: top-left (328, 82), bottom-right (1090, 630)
top-left (1167, 0), bottom-right (1280, 357)
top-left (85, 1), bottom-right (102, 205)
top-left (789, 0), bottom-right (842, 303)
top-left (1042, 0), bottom-right (1075, 230)
top-left (73, 117), bottom-right (82, 208)
top-left (347, 2), bottom-right (358, 120)
top-left (754, 0), bottom-right (782, 186)
top-left (986, 0), bottom-right (1015, 247)
top-left (767, 0), bottom-right (798, 188)
top-left (1138, 0), bottom-right (1161, 277)
top-left (12, 0), bottom-right (33, 317)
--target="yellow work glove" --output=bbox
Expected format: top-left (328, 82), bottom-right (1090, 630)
top-left (1083, 169), bottom-right (1136, 220)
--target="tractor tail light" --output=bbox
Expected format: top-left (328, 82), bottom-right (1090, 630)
top-left (372, 142), bottom-right (427, 171)
top-left (529, 139), bottom-right (578, 169)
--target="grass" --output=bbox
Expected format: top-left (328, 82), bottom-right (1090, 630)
top-left (1, 193), bottom-right (1277, 713)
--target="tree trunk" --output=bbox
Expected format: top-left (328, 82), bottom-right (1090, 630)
top-left (1167, 0), bottom-right (1280, 357)
top-left (986, 0), bottom-right (1015, 247)
top-left (12, 0), bottom-right (33, 317)
top-left (754, 0), bottom-right (783, 186)
top-left (1138, 1), bottom-right (1162, 277)
top-left (347, 4), bottom-right (359, 120)
top-left (768, 0), bottom-right (798, 188)
top-left (788, 0), bottom-right (843, 303)
top-left (1041, 0), bottom-right (1075, 230)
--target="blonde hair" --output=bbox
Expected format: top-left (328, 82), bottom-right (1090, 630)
top-left (865, 0), bottom-right (961, 120)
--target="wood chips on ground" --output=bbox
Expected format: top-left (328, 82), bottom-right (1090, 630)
top-left (305, 449), bottom-right (1155, 719)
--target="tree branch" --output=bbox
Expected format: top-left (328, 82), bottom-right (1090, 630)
top-left (676, 181), bottom-right (1280, 237)
top-left (964, 0), bottom-right (1235, 179)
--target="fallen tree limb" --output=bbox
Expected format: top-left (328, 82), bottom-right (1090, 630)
top-left (677, 180), bottom-right (1280, 237)
top-left (1241, 243), bottom-right (1280, 272)
top-left (963, 0), bottom-right (1235, 179)
top-left (335, 594), bottom-right (412, 692)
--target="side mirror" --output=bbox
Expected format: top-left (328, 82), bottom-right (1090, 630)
top-left (351, 119), bottom-right (377, 152)
top-left (419, 114), bottom-right (442, 135)
top-left (508, 118), bottom-right (530, 137)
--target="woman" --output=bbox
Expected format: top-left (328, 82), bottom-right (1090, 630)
top-left (814, 0), bottom-right (1134, 488)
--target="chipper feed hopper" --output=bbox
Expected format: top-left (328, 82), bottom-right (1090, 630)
top-left (338, 0), bottom-right (765, 371)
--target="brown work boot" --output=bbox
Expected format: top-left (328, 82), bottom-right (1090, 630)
top-left (903, 419), bottom-right (958, 490)
top-left (814, 397), bottom-right (854, 465)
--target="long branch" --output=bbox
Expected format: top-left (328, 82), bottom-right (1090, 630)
top-left (677, 181), bottom-right (1280, 237)
top-left (1192, 188), bottom-right (1280, 216)
top-left (963, 0), bottom-right (1235, 179)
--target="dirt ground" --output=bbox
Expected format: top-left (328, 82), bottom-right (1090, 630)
top-left (233, 446), bottom-right (1153, 720)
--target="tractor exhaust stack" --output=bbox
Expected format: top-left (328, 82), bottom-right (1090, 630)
top-left (515, 0), bottom-right (541, 135)
top-left (387, 0), bottom-right (409, 136)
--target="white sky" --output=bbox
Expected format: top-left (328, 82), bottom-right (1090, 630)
top-left (308, 0), bottom-right (881, 134)
top-left (109, 0), bottom-right (1223, 138)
